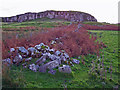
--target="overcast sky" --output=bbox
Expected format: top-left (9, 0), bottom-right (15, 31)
top-left (0, 0), bottom-right (119, 23)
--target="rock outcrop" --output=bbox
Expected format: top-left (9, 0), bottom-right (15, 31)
top-left (2, 10), bottom-right (97, 22)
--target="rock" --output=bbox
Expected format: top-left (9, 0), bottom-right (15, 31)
top-left (63, 52), bottom-right (70, 59)
top-left (35, 55), bottom-right (46, 65)
top-left (60, 56), bottom-right (66, 62)
top-left (45, 60), bottom-right (61, 70)
top-left (39, 65), bottom-right (46, 73)
top-left (13, 54), bottom-right (23, 65)
top-left (48, 70), bottom-right (56, 75)
top-left (48, 49), bottom-right (55, 54)
top-left (72, 59), bottom-right (80, 64)
top-left (35, 44), bottom-right (41, 51)
top-left (55, 50), bottom-right (61, 56)
top-left (29, 64), bottom-right (38, 72)
top-left (18, 47), bottom-right (29, 56)
top-left (22, 63), bottom-right (27, 68)
top-left (58, 65), bottom-right (72, 73)
top-left (2, 58), bottom-right (13, 66)
top-left (25, 57), bottom-right (32, 62)
top-left (28, 47), bottom-right (38, 57)
top-left (10, 48), bottom-right (15, 53)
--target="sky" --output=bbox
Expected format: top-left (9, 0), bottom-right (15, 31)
top-left (0, 0), bottom-right (119, 24)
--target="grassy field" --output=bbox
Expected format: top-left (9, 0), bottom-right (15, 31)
top-left (2, 19), bottom-right (119, 88)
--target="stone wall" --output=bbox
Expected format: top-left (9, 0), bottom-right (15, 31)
top-left (2, 10), bottom-right (97, 22)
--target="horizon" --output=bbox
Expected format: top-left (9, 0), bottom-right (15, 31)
top-left (0, 0), bottom-right (119, 24)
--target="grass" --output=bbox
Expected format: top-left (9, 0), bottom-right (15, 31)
top-left (2, 19), bottom-right (119, 88)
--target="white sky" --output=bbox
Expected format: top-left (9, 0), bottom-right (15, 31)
top-left (0, 0), bottom-right (119, 23)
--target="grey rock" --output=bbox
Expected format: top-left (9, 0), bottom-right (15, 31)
top-left (39, 65), bottom-right (46, 73)
top-left (51, 40), bottom-right (56, 45)
top-left (10, 48), bottom-right (15, 53)
top-left (48, 70), bottom-right (56, 75)
top-left (63, 52), bottom-right (70, 59)
top-left (18, 47), bottom-right (29, 55)
top-left (35, 44), bottom-right (41, 51)
top-left (13, 54), bottom-right (23, 65)
top-left (58, 65), bottom-right (72, 73)
top-left (72, 59), bottom-right (80, 64)
top-left (35, 55), bottom-right (46, 65)
top-left (45, 60), bottom-right (60, 70)
top-left (29, 64), bottom-right (38, 72)
top-left (55, 50), bottom-right (61, 56)
top-left (2, 58), bottom-right (13, 66)
top-left (28, 47), bottom-right (38, 57)
top-left (25, 57), bottom-right (32, 62)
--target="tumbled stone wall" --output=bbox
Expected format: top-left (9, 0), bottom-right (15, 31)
top-left (2, 10), bottom-right (97, 22)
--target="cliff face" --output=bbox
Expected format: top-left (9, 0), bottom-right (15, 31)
top-left (2, 10), bottom-right (97, 22)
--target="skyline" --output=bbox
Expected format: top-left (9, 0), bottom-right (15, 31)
top-left (0, 0), bottom-right (119, 24)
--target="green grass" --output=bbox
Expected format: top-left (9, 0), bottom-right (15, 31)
top-left (2, 18), bottom-right (70, 29)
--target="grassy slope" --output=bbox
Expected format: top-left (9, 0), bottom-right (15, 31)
top-left (2, 20), bottom-right (119, 88)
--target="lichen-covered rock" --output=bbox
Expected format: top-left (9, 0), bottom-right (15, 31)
top-left (72, 59), bottom-right (80, 64)
top-left (58, 65), bottom-right (72, 73)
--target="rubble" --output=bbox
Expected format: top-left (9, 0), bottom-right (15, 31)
top-left (2, 42), bottom-right (80, 75)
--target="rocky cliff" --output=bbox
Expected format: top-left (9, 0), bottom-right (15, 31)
top-left (2, 10), bottom-right (97, 22)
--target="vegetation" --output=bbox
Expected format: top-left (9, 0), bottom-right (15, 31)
top-left (2, 19), bottom-right (119, 88)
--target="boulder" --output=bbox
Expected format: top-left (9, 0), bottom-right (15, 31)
top-left (58, 65), bottom-right (72, 73)
top-left (39, 65), bottom-right (47, 73)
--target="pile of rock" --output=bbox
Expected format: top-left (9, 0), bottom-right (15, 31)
top-left (2, 43), bottom-right (80, 75)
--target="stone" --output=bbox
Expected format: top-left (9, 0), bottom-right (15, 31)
top-left (25, 57), bottom-right (32, 62)
top-left (55, 50), bottom-right (61, 56)
top-left (35, 55), bottom-right (46, 65)
top-left (13, 54), bottom-right (23, 65)
top-left (63, 52), bottom-right (70, 59)
top-left (18, 47), bottom-right (29, 56)
top-left (35, 44), bottom-right (41, 51)
top-left (39, 65), bottom-right (46, 73)
top-left (58, 65), bottom-right (72, 73)
top-left (72, 59), bottom-right (80, 64)
top-left (28, 47), bottom-right (38, 57)
top-left (48, 70), bottom-right (56, 75)
top-left (22, 63), bottom-right (27, 68)
top-left (10, 48), bottom-right (15, 53)
top-left (45, 60), bottom-right (61, 70)
top-left (2, 58), bottom-right (13, 66)
top-left (29, 64), bottom-right (38, 72)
